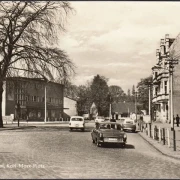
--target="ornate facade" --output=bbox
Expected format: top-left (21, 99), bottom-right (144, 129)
top-left (152, 33), bottom-right (180, 123)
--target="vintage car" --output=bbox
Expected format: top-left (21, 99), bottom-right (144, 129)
top-left (95, 116), bottom-right (105, 123)
top-left (91, 122), bottom-right (127, 147)
top-left (69, 116), bottom-right (85, 131)
top-left (122, 118), bottom-right (136, 133)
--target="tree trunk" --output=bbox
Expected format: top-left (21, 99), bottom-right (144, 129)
top-left (0, 80), bottom-right (4, 128)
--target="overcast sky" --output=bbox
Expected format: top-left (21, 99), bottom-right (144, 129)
top-left (59, 1), bottom-right (180, 93)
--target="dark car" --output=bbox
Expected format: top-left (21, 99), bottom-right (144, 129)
top-left (122, 118), bottom-right (136, 133)
top-left (91, 122), bottom-right (127, 147)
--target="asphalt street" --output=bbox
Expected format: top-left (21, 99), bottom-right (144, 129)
top-left (0, 125), bottom-right (180, 179)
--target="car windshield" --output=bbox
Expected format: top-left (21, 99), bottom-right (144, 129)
top-left (71, 118), bottom-right (83, 121)
top-left (99, 124), bottom-right (122, 130)
top-left (97, 116), bottom-right (104, 119)
top-left (125, 121), bottom-right (133, 124)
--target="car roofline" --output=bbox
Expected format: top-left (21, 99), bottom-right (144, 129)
top-left (96, 122), bottom-right (121, 125)
top-left (71, 116), bottom-right (84, 118)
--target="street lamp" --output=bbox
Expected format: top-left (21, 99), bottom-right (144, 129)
top-left (44, 79), bottom-right (50, 123)
top-left (145, 81), bottom-right (152, 124)
top-left (44, 83), bottom-right (47, 123)
top-left (135, 89), bottom-right (138, 121)
top-left (107, 93), bottom-right (112, 120)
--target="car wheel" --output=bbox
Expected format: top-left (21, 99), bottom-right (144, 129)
top-left (122, 143), bottom-right (125, 148)
top-left (132, 130), bottom-right (136, 133)
top-left (81, 128), bottom-right (84, 132)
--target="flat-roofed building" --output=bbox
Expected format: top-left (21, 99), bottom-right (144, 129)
top-left (2, 77), bottom-right (64, 121)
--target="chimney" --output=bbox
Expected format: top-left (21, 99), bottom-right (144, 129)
top-left (156, 49), bottom-right (160, 63)
top-left (165, 34), bottom-right (169, 53)
top-left (160, 39), bottom-right (165, 55)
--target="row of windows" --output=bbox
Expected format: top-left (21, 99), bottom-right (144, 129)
top-left (16, 95), bottom-right (63, 105)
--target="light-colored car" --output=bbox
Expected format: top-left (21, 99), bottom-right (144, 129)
top-left (122, 118), bottom-right (136, 133)
top-left (95, 116), bottom-right (105, 123)
top-left (69, 116), bottom-right (85, 131)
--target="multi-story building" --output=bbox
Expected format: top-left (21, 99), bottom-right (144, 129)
top-left (2, 77), bottom-right (64, 121)
top-left (152, 33), bottom-right (180, 123)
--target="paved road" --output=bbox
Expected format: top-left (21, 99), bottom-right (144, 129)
top-left (0, 126), bottom-right (180, 179)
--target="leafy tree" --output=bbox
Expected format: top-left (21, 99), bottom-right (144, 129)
top-left (76, 85), bottom-right (91, 116)
top-left (90, 74), bottom-right (109, 116)
top-left (0, 2), bottom-right (75, 127)
top-left (109, 85), bottom-right (125, 103)
top-left (64, 81), bottom-right (79, 100)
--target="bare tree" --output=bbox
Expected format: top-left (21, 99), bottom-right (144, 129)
top-left (0, 1), bottom-right (75, 127)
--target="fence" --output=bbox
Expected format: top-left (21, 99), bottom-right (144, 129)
top-left (139, 120), bottom-right (180, 151)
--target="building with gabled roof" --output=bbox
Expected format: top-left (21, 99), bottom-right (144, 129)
top-left (112, 101), bottom-right (137, 117)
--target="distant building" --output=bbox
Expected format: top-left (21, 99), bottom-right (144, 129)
top-left (63, 96), bottom-right (78, 119)
top-left (151, 33), bottom-right (180, 123)
top-left (112, 102), bottom-right (137, 118)
top-left (2, 77), bottom-right (64, 121)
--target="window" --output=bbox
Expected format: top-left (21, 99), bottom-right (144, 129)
top-left (71, 118), bottom-right (83, 121)
top-left (32, 96), bottom-right (36, 102)
top-left (164, 81), bottom-right (167, 94)
top-left (155, 72), bottom-right (158, 78)
top-left (155, 87), bottom-right (158, 96)
top-left (25, 96), bottom-right (29, 101)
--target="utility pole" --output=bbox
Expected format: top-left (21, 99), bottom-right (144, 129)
top-left (44, 84), bottom-right (47, 123)
top-left (17, 101), bottom-right (21, 127)
top-left (165, 59), bottom-right (178, 131)
top-left (165, 58), bottom-right (178, 151)
top-left (148, 84), bottom-right (151, 123)
top-left (109, 94), bottom-right (112, 120)
top-left (135, 91), bottom-right (137, 121)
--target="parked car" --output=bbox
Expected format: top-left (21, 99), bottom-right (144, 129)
top-left (91, 122), bottom-right (127, 147)
top-left (69, 116), bottom-right (85, 131)
top-left (122, 118), bottom-right (136, 133)
top-left (95, 116), bottom-right (105, 123)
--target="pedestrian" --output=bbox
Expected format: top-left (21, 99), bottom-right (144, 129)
top-left (176, 114), bottom-right (179, 127)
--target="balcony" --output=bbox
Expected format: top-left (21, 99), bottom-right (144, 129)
top-left (153, 71), bottom-right (169, 82)
top-left (157, 72), bottom-right (169, 81)
top-left (152, 93), bottom-right (169, 103)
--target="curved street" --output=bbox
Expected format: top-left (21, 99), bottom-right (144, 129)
top-left (0, 125), bottom-right (180, 179)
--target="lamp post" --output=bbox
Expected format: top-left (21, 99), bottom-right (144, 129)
top-left (135, 89), bottom-right (138, 121)
top-left (44, 79), bottom-right (49, 123)
top-left (146, 82), bottom-right (152, 124)
top-left (107, 93), bottom-right (112, 120)
top-left (44, 84), bottom-right (47, 123)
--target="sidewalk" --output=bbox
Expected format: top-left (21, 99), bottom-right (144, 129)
top-left (138, 121), bottom-right (180, 160)
top-left (0, 120), bottom-right (95, 131)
